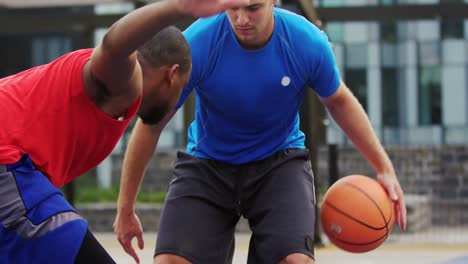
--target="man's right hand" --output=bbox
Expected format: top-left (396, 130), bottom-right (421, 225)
top-left (173, 0), bottom-right (249, 17)
top-left (114, 210), bottom-right (144, 264)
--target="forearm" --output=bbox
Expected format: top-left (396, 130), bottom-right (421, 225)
top-left (102, 0), bottom-right (183, 59)
top-left (323, 83), bottom-right (407, 229)
top-left (324, 84), bottom-right (395, 175)
top-left (117, 119), bottom-right (162, 212)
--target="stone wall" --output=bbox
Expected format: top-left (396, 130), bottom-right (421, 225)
top-left (78, 203), bottom-right (162, 232)
top-left (111, 151), bottom-right (178, 193)
top-left (107, 145), bottom-right (468, 226)
top-left (78, 203), bottom-right (250, 233)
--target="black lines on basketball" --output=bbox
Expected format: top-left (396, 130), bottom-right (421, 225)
top-left (323, 199), bottom-right (387, 231)
top-left (342, 181), bottom-right (392, 230)
top-left (320, 175), bottom-right (395, 253)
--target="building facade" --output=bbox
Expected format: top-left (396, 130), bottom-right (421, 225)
top-left (317, 0), bottom-right (468, 146)
top-left (1, 1), bottom-right (467, 183)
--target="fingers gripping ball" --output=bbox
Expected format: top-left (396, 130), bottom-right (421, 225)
top-left (320, 175), bottom-right (394, 253)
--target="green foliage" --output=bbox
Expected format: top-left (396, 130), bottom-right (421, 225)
top-left (75, 185), bottom-right (166, 204)
top-left (66, 169), bottom-right (167, 204)
top-left (137, 191), bottom-right (167, 203)
top-left (75, 186), bottom-right (119, 203)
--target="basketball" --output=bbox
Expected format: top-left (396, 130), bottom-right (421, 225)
top-left (320, 175), bottom-right (394, 253)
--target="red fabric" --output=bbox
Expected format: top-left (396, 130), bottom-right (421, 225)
top-left (0, 49), bottom-right (140, 187)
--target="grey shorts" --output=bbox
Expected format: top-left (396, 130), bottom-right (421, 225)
top-left (155, 149), bottom-right (316, 264)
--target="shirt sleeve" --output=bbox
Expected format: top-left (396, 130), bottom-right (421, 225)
top-left (174, 18), bottom-right (210, 109)
top-left (288, 15), bottom-right (341, 98)
top-left (307, 30), bottom-right (341, 97)
top-left (174, 73), bottom-right (196, 110)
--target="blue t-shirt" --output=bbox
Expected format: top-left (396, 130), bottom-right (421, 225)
top-left (177, 8), bottom-right (341, 164)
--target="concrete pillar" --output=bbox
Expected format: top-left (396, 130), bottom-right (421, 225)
top-left (400, 41), bottom-right (418, 128)
top-left (367, 43), bottom-right (382, 138)
top-left (97, 157), bottom-right (112, 189)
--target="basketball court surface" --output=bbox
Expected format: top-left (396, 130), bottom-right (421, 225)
top-left (97, 231), bottom-right (468, 264)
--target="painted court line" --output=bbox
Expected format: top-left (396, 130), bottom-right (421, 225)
top-left (440, 256), bottom-right (468, 264)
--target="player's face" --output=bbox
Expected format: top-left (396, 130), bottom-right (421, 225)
top-left (226, 0), bottom-right (276, 49)
top-left (138, 65), bottom-right (191, 125)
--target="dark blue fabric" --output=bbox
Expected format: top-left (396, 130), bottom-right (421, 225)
top-left (1, 155), bottom-right (88, 263)
top-left (7, 155), bottom-right (76, 223)
top-left (0, 219), bottom-right (87, 264)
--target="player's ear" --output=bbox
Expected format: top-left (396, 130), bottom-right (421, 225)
top-left (166, 64), bottom-right (180, 86)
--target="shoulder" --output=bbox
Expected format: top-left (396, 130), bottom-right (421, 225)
top-left (183, 13), bottom-right (229, 45)
top-left (55, 49), bottom-right (94, 64)
top-left (275, 8), bottom-right (329, 48)
top-left (183, 13), bottom-right (230, 72)
top-left (43, 49), bottom-right (93, 73)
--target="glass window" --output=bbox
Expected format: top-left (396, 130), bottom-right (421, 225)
top-left (380, 0), bottom-right (396, 4)
top-left (441, 19), bottom-right (464, 39)
top-left (0, 34), bottom-right (72, 77)
top-left (380, 21), bottom-right (398, 42)
top-left (32, 36), bottom-right (72, 66)
top-left (319, 0), bottom-right (344, 7)
top-left (344, 22), bottom-right (369, 43)
top-left (416, 21), bottom-right (440, 41)
top-left (442, 40), bottom-right (465, 65)
top-left (418, 42), bottom-right (440, 66)
top-left (382, 68), bottom-right (399, 127)
top-left (397, 21), bottom-right (417, 41)
top-left (345, 44), bottom-right (368, 68)
top-left (418, 66), bottom-right (441, 125)
top-left (325, 22), bottom-right (344, 44)
top-left (381, 43), bottom-right (398, 67)
top-left (0, 35), bottom-right (31, 77)
top-left (345, 69), bottom-right (368, 111)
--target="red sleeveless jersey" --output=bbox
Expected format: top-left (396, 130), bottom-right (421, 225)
top-left (0, 49), bottom-right (140, 187)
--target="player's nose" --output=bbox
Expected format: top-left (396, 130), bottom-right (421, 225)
top-left (237, 11), bottom-right (249, 25)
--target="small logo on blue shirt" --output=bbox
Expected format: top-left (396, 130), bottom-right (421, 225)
top-left (281, 76), bottom-right (291, 86)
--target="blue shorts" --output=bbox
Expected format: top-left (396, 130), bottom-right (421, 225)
top-left (0, 155), bottom-right (88, 264)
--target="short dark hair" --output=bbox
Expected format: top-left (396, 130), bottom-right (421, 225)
top-left (137, 26), bottom-right (191, 74)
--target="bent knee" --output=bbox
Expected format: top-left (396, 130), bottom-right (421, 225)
top-left (278, 253), bottom-right (315, 264)
top-left (154, 254), bottom-right (191, 264)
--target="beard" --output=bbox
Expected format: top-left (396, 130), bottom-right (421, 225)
top-left (137, 104), bottom-right (169, 125)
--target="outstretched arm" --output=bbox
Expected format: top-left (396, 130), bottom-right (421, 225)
top-left (114, 110), bottom-right (176, 263)
top-left (86, 0), bottom-right (184, 116)
top-left (321, 81), bottom-right (407, 231)
top-left (85, 0), bottom-right (249, 116)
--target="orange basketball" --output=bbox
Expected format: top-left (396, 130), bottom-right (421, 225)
top-left (320, 175), bottom-right (394, 253)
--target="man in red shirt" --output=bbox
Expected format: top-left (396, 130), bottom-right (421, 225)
top-left (0, 0), bottom-right (248, 263)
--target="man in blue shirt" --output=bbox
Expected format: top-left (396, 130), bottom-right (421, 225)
top-left (115, 1), bottom-right (407, 263)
